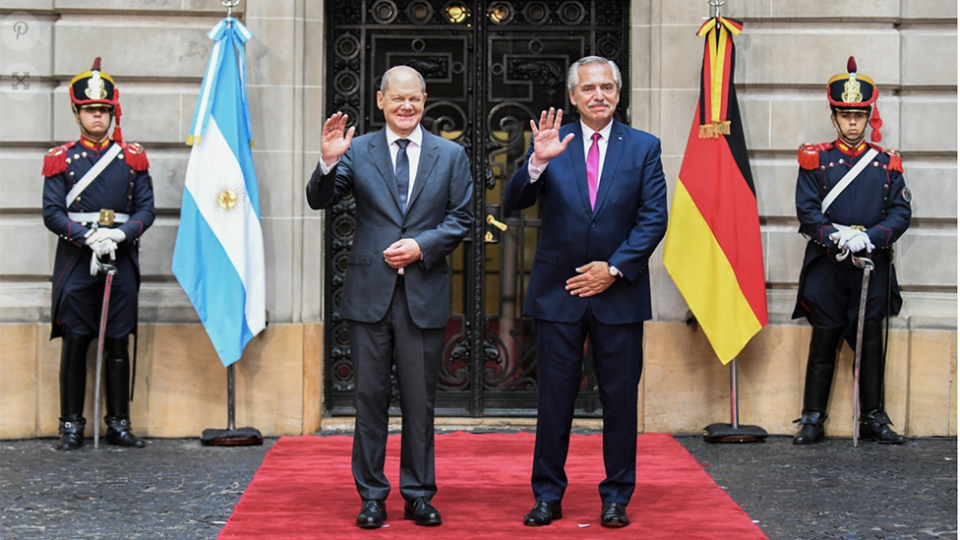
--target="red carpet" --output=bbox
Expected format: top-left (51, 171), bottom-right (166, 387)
top-left (218, 432), bottom-right (767, 539)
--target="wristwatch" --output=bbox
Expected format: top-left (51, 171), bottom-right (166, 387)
top-left (607, 263), bottom-right (621, 280)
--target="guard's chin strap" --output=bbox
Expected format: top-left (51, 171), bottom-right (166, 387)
top-left (73, 105), bottom-right (114, 144)
top-left (831, 115), bottom-right (866, 149)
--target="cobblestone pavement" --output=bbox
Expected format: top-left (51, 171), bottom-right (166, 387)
top-left (1, 434), bottom-right (955, 539)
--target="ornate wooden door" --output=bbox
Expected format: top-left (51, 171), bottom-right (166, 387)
top-left (324, 0), bottom-right (630, 416)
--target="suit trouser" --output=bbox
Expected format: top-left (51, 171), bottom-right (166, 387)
top-left (350, 282), bottom-right (444, 502)
top-left (532, 310), bottom-right (644, 505)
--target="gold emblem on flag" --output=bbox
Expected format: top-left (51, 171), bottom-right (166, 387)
top-left (218, 189), bottom-right (238, 210)
top-left (842, 74), bottom-right (862, 104)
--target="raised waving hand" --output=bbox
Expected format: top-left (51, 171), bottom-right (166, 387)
top-left (530, 107), bottom-right (575, 167)
top-left (321, 111), bottom-right (355, 166)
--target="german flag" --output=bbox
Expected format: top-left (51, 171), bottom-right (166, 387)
top-left (663, 17), bottom-right (767, 364)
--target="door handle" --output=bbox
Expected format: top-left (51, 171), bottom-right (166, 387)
top-left (486, 215), bottom-right (508, 231)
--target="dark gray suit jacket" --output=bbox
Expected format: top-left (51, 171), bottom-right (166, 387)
top-left (307, 126), bottom-right (474, 329)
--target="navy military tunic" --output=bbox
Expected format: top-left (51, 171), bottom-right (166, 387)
top-left (792, 139), bottom-right (911, 339)
top-left (41, 137), bottom-right (154, 339)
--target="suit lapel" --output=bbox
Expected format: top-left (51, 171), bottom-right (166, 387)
top-left (406, 126), bottom-right (437, 212)
top-left (370, 129), bottom-right (404, 213)
top-left (566, 122), bottom-right (592, 215)
top-left (593, 121), bottom-right (623, 215)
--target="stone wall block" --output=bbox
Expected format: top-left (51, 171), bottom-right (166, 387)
top-left (0, 88), bottom-right (52, 142)
top-left (907, 328), bottom-right (957, 436)
top-left (904, 162), bottom-right (958, 220)
top-left (737, 95), bottom-right (771, 150)
top-left (660, 1), bottom-right (771, 23)
top-left (304, 19), bottom-right (326, 88)
top-left (901, 0), bottom-right (959, 19)
top-left (772, 0), bottom-right (900, 18)
top-left (0, 217), bottom-right (54, 276)
top-left (261, 217), bottom-right (293, 322)
top-left (247, 85), bottom-right (295, 151)
top-left (137, 220), bottom-right (177, 279)
top-left (251, 150), bottom-right (295, 218)
top-left (901, 30), bottom-right (957, 86)
top-left (751, 158), bottom-right (802, 220)
top-left (145, 148), bottom-right (190, 210)
top-left (894, 229), bottom-right (957, 287)
top-left (764, 226), bottom-right (807, 284)
top-left (0, 153), bottom-right (46, 209)
top-left (656, 24), bottom-right (704, 90)
top-left (769, 97), bottom-right (901, 151)
top-left (738, 30), bottom-right (900, 86)
top-left (53, 18), bottom-right (216, 79)
top-left (53, 89), bottom-right (185, 144)
top-left (0, 324), bottom-right (38, 438)
top-left (245, 17), bottom-right (298, 87)
top-left (0, 15), bottom-right (54, 74)
top-left (629, 25), bottom-right (653, 90)
top-left (657, 89), bottom-right (700, 153)
top-left (899, 98), bottom-right (958, 153)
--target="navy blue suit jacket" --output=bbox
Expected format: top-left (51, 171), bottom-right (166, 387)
top-left (505, 120), bottom-right (668, 325)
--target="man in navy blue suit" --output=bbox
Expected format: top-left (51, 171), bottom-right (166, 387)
top-left (505, 56), bottom-right (668, 528)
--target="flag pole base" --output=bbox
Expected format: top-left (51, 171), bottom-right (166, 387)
top-left (703, 423), bottom-right (768, 443)
top-left (200, 364), bottom-right (262, 446)
top-left (200, 426), bottom-right (263, 446)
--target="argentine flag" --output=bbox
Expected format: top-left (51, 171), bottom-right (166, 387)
top-left (172, 18), bottom-right (265, 367)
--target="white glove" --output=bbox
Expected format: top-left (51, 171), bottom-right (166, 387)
top-left (86, 227), bottom-right (126, 245)
top-left (89, 239), bottom-right (117, 260)
top-left (841, 231), bottom-right (874, 254)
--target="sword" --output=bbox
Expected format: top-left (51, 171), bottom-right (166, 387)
top-left (850, 253), bottom-right (875, 448)
top-left (91, 256), bottom-right (117, 450)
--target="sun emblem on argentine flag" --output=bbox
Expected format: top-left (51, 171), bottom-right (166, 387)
top-left (208, 178), bottom-right (246, 220)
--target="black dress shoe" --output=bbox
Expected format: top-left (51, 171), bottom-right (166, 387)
top-left (523, 501), bottom-right (562, 526)
top-left (56, 417), bottom-right (86, 451)
top-left (792, 410), bottom-right (827, 445)
top-left (356, 499), bottom-right (386, 529)
top-left (404, 497), bottom-right (441, 526)
top-left (859, 410), bottom-right (905, 444)
top-left (601, 501), bottom-right (630, 528)
top-left (105, 416), bottom-right (145, 448)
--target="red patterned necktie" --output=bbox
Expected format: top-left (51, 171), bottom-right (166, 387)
top-left (587, 132), bottom-right (600, 210)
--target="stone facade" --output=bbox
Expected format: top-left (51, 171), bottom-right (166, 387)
top-left (0, 1), bottom-right (955, 438)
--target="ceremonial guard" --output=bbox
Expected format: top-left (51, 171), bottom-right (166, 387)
top-left (792, 57), bottom-right (911, 445)
top-left (42, 58), bottom-right (154, 450)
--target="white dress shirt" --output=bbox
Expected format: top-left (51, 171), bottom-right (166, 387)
top-left (319, 125), bottom-right (423, 203)
top-left (527, 119), bottom-right (612, 183)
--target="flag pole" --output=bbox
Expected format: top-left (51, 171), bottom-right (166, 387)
top-left (201, 364), bottom-right (263, 446)
top-left (704, 356), bottom-right (768, 443)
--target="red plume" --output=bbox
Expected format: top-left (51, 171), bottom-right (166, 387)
top-left (91, 57), bottom-right (101, 71)
top-left (847, 56), bottom-right (857, 73)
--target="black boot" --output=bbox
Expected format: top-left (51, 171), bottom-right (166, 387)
top-left (859, 409), bottom-right (905, 444)
top-left (792, 410), bottom-right (827, 445)
top-left (857, 322), bottom-right (884, 417)
top-left (103, 337), bottom-right (145, 448)
top-left (57, 416), bottom-right (86, 451)
top-left (56, 334), bottom-right (92, 451)
top-left (793, 327), bottom-right (844, 445)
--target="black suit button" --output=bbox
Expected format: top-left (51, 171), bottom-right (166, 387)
top-left (590, 223), bottom-right (596, 228)
top-left (401, 227), bottom-right (408, 233)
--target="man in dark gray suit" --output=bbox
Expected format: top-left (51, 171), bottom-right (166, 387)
top-left (306, 66), bottom-right (473, 529)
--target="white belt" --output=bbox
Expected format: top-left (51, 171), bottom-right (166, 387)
top-left (68, 211), bottom-right (129, 224)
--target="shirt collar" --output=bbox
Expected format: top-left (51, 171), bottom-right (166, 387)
top-left (580, 120), bottom-right (613, 142)
top-left (386, 125), bottom-right (422, 148)
top-left (79, 135), bottom-right (111, 150)
top-left (835, 138), bottom-right (869, 157)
